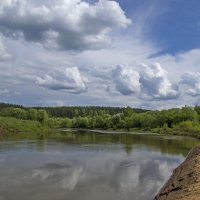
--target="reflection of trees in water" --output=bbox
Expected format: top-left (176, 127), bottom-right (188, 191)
top-left (55, 131), bottom-right (200, 156)
top-left (2, 130), bottom-right (199, 156)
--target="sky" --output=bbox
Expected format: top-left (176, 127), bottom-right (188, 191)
top-left (0, 0), bottom-right (200, 109)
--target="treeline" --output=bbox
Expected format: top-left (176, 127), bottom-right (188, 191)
top-left (51, 106), bottom-right (200, 130)
top-left (0, 106), bottom-right (48, 126)
top-left (1, 103), bottom-right (200, 137)
top-left (34, 106), bottom-right (147, 118)
top-left (0, 103), bottom-right (147, 118)
top-left (0, 105), bottom-right (147, 128)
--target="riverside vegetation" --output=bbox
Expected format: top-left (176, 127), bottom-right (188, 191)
top-left (1, 103), bottom-right (200, 139)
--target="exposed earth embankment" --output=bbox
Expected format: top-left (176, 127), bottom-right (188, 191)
top-left (155, 146), bottom-right (200, 200)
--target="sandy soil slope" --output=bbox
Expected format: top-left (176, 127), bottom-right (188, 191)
top-left (154, 146), bottom-right (200, 200)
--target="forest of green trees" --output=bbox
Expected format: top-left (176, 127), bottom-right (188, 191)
top-left (1, 103), bottom-right (200, 138)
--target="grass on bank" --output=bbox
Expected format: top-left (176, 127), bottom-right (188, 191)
top-left (152, 120), bottom-right (200, 138)
top-left (0, 117), bottom-right (49, 140)
top-left (1, 117), bottom-right (200, 140)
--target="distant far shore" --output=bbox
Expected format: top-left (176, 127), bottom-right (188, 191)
top-left (1, 103), bottom-right (200, 140)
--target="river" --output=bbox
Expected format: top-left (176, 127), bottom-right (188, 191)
top-left (0, 130), bottom-right (199, 200)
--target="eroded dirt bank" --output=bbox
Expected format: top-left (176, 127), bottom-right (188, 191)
top-left (154, 146), bottom-right (200, 200)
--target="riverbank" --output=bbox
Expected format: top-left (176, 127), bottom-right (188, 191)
top-left (1, 116), bottom-right (200, 141)
top-left (0, 117), bottom-right (48, 140)
top-left (1, 104), bottom-right (200, 139)
top-left (155, 146), bottom-right (200, 200)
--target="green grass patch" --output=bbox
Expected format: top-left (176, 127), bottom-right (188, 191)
top-left (0, 117), bottom-right (49, 140)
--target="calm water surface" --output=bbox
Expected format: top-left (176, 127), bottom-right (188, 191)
top-left (0, 130), bottom-right (199, 200)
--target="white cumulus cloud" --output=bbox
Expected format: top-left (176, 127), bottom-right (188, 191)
top-left (36, 67), bottom-right (87, 94)
top-left (112, 63), bottom-right (179, 100)
top-left (140, 63), bottom-right (179, 100)
top-left (0, 0), bottom-right (131, 51)
top-left (180, 72), bottom-right (200, 96)
top-left (112, 64), bottom-right (141, 95)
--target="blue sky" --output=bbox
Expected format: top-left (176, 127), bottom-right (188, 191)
top-left (87, 0), bottom-right (200, 54)
top-left (118, 0), bottom-right (200, 55)
top-left (0, 0), bottom-right (200, 109)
